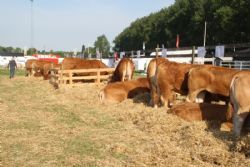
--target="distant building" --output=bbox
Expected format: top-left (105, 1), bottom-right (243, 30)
top-left (0, 52), bottom-right (25, 67)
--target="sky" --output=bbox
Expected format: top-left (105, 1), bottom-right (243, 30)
top-left (0, 0), bottom-right (174, 52)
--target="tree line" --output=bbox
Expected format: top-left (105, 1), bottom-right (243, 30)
top-left (113, 0), bottom-right (250, 52)
top-left (0, 34), bottom-right (111, 58)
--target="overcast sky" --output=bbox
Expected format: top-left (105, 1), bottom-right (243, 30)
top-left (0, 0), bottom-right (174, 51)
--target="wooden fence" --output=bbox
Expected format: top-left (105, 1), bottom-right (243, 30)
top-left (50, 68), bottom-right (115, 88)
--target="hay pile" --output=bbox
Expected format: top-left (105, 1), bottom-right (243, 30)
top-left (0, 76), bottom-right (249, 166)
top-left (61, 82), bottom-right (249, 166)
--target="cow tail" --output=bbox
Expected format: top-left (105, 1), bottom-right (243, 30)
top-left (188, 67), bottom-right (195, 76)
top-left (98, 90), bottom-right (105, 102)
top-left (230, 76), bottom-right (238, 92)
top-left (229, 75), bottom-right (239, 113)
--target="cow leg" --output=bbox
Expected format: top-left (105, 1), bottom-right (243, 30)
top-left (153, 87), bottom-right (160, 108)
top-left (121, 72), bottom-right (125, 82)
top-left (186, 89), bottom-right (203, 103)
top-left (160, 87), bottom-right (173, 109)
top-left (150, 84), bottom-right (158, 108)
top-left (25, 68), bottom-right (29, 77)
top-left (196, 91), bottom-right (205, 103)
top-left (233, 109), bottom-right (249, 137)
top-left (31, 69), bottom-right (35, 76)
top-left (128, 74), bottom-right (132, 81)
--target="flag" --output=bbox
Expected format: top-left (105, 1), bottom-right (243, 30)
top-left (114, 52), bottom-right (118, 61)
top-left (176, 34), bottom-right (180, 48)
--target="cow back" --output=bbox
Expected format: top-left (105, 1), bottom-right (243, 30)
top-left (156, 61), bottom-right (199, 95)
top-left (62, 57), bottom-right (108, 70)
top-left (170, 102), bottom-right (231, 122)
top-left (25, 59), bottom-right (37, 69)
top-left (99, 78), bottom-right (150, 103)
top-left (110, 58), bottom-right (135, 82)
top-left (189, 66), bottom-right (239, 97)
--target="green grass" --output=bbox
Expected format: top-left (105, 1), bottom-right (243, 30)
top-left (0, 68), bottom-right (25, 76)
top-left (134, 70), bottom-right (147, 79)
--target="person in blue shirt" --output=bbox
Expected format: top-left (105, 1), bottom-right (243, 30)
top-left (8, 57), bottom-right (17, 79)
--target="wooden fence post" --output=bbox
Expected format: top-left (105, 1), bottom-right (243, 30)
top-left (97, 70), bottom-right (100, 85)
top-left (191, 46), bottom-right (195, 64)
top-left (69, 71), bottom-right (73, 86)
top-left (59, 70), bottom-right (63, 85)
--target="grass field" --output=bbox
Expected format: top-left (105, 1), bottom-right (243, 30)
top-left (0, 72), bottom-right (249, 166)
top-left (0, 68), bottom-right (25, 77)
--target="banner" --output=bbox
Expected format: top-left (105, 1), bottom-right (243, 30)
top-left (114, 52), bottom-right (118, 61)
top-left (88, 53), bottom-right (91, 59)
top-left (137, 50), bottom-right (140, 58)
top-left (96, 50), bottom-right (100, 59)
top-left (162, 49), bottom-right (167, 57)
top-left (215, 45), bottom-right (225, 57)
top-left (120, 52), bottom-right (125, 59)
top-left (197, 47), bottom-right (206, 57)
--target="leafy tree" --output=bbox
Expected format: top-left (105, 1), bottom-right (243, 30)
top-left (27, 48), bottom-right (37, 55)
top-left (5, 47), bottom-right (14, 53)
top-left (113, 0), bottom-right (250, 51)
top-left (14, 47), bottom-right (22, 53)
top-left (94, 35), bottom-right (110, 58)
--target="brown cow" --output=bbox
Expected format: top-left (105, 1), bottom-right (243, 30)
top-left (32, 60), bottom-right (52, 76)
top-left (110, 58), bottom-right (135, 82)
top-left (230, 70), bottom-right (250, 136)
top-left (170, 102), bottom-right (232, 122)
top-left (98, 78), bottom-right (150, 103)
top-left (43, 62), bottom-right (62, 80)
top-left (147, 57), bottom-right (168, 106)
top-left (171, 102), bottom-right (250, 133)
top-left (62, 57), bottom-right (108, 70)
top-left (61, 57), bottom-right (109, 77)
top-left (154, 61), bottom-right (201, 108)
top-left (25, 59), bottom-right (37, 76)
top-left (186, 66), bottom-right (239, 103)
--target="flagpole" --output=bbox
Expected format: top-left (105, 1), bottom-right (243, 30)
top-left (176, 34), bottom-right (179, 48)
top-left (30, 0), bottom-right (34, 48)
top-left (203, 21), bottom-right (207, 47)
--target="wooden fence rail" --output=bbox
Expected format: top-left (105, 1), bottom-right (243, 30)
top-left (50, 68), bottom-right (115, 88)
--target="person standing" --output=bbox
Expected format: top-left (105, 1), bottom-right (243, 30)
top-left (8, 56), bottom-right (17, 79)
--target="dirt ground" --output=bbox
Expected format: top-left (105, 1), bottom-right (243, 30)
top-left (0, 76), bottom-right (249, 167)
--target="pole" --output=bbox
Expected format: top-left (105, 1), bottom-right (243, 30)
top-left (191, 46), bottom-right (195, 64)
top-left (156, 44), bottom-right (159, 58)
top-left (203, 21), bottom-right (207, 47)
top-left (30, 0), bottom-right (34, 48)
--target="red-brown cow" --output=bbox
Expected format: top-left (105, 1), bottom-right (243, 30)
top-left (32, 60), bottom-right (53, 77)
top-left (154, 61), bottom-right (201, 108)
top-left (110, 58), bottom-right (135, 82)
top-left (147, 57), bottom-right (169, 106)
top-left (230, 70), bottom-right (250, 136)
top-left (186, 66), bottom-right (239, 103)
top-left (25, 59), bottom-right (37, 76)
top-left (61, 57), bottom-right (109, 76)
top-left (98, 78), bottom-right (150, 103)
top-left (43, 62), bottom-right (62, 80)
top-left (170, 102), bottom-right (232, 122)
top-left (62, 57), bottom-right (108, 69)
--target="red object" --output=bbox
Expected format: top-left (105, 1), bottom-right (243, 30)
top-left (176, 34), bottom-right (180, 48)
top-left (32, 54), bottom-right (60, 64)
top-left (114, 52), bottom-right (118, 61)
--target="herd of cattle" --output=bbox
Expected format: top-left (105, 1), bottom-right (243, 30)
top-left (25, 57), bottom-right (250, 138)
